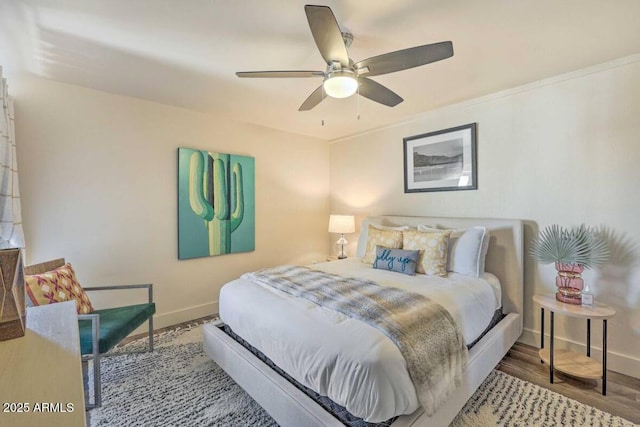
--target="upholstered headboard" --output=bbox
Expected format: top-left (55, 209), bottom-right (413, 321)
top-left (360, 216), bottom-right (524, 322)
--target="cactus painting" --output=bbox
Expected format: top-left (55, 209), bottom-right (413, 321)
top-left (178, 148), bottom-right (255, 259)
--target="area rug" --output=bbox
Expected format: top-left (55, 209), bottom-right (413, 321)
top-left (89, 323), bottom-right (635, 427)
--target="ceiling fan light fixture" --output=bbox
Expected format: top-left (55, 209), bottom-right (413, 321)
top-left (323, 70), bottom-right (358, 98)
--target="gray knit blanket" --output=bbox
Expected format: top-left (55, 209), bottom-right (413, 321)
top-left (242, 265), bottom-right (468, 416)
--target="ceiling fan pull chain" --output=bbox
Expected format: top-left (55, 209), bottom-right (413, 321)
top-left (357, 79), bottom-right (361, 120)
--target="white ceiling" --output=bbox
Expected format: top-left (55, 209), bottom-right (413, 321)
top-left (1, 0), bottom-right (640, 141)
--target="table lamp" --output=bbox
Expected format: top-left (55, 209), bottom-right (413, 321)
top-left (328, 215), bottom-right (355, 259)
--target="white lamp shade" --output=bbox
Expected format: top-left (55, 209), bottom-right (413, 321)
top-left (328, 215), bottom-right (355, 234)
top-left (323, 76), bottom-right (358, 98)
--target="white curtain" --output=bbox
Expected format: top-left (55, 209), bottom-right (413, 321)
top-left (0, 67), bottom-right (25, 249)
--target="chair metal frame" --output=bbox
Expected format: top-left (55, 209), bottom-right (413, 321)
top-left (24, 258), bottom-right (154, 409)
top-left (80, 284), bottom-right (154, 409)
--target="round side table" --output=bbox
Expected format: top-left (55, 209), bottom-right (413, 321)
top-left (533, 293), bottom-right (615, 395)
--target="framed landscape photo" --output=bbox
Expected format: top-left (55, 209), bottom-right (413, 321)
top-left (403, 123), bottom-right (477, 193)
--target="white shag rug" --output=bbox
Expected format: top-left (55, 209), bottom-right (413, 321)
top-left (89, 323), bottom-right (636, 427)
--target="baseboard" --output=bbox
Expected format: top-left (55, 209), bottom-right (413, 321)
top-left (129, 301), bottom-right (219, 335)
top-left (519, 328), bottom-right (640, 379)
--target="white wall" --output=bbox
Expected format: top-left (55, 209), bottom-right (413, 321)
top-left (13, 76), bottom-right (330, 329)
top-left (11, 55), bottom-right (640, 377)
top-left (330, 55), bottom-right (640, 377)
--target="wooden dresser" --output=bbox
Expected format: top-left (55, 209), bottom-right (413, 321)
top-left (0, 301), bottom-right (86, 426)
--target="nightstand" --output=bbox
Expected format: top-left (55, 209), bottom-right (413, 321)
top-left (533, 293), bottom-right (615, 395)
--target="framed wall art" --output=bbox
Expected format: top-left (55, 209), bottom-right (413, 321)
top-left (177, 147), bottom-right (255, 259)
top-left (403, 123), bottom-right (477, 193)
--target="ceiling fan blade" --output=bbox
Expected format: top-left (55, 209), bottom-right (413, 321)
top-left (236, 71), bottom-right (325, 78)
top-left (299, 86), bottom-right (325, 111)
top-left (305, 5), bottom-right (349, 67)
top-left (355, 41), bottom-right (453, 77)
top-left (358, 77), bottom-right (403, 107)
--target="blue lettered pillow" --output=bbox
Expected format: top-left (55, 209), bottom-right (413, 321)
top-left (373, 246), bottom-right (420, 276)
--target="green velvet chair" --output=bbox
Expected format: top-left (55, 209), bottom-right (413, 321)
top-left (25, 258), bottom-right (155, 409)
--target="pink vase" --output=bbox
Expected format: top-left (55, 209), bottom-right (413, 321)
top-left (555, 262), bottom-right (584, 304)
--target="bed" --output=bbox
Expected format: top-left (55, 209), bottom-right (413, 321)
top-left (203, 215), bottom-right (523, 426)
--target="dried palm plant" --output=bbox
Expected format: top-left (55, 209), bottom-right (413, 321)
top-left (530, 224), bottom-right (610, 269)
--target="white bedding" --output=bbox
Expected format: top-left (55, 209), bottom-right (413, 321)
top-left (219, 258), bottom-right (501, 422)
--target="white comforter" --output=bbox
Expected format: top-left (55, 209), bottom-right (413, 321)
top-left (219, 258), bottom-right (501, 422)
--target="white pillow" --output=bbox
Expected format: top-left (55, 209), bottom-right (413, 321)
top-left (417, 225), bottom-right (490, 277)
top-left (356, 220), bottom-right (412, 258)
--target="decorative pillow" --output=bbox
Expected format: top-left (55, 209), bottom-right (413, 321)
top-left (25, 263), bottom-right (94, 314)
top-left (373, 246), bottom-right (420, 276)
top-left (418, 225), bottom-right (490, 277)
top-left (402, 229), bottom-right (451, 276)
top-left (362, 225), bottom-right (404, 264)
top-left (356, 220), bottom-right (412, 258)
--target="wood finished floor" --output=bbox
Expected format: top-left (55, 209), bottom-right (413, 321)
top-left (122, 320), bottom-right (640, 424)
top-left (497, 342), bottom-right (640, 424)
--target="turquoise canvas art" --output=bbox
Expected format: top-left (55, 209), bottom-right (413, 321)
top-left (177, 147), bottom-right (255, 259)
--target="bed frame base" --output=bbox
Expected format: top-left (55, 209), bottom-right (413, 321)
top-left (203, 312), bottom-right (521, 427)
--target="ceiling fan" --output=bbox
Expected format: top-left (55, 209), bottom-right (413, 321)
top-left (236, 5), bottom-right (453, 111)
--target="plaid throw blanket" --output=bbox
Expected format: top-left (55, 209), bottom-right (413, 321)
top-left (242, 265), bottom-right (468, 416)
